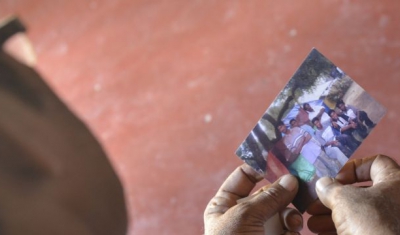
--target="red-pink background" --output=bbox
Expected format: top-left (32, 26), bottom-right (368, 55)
top-left (1, 1), bottom-right (399, 234)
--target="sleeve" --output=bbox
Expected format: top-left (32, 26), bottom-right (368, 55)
top-left (289, 128), bottom-right (306, 152)
top-left (314, 130), bottom-right (326, 145)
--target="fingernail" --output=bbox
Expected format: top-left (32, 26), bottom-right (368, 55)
top-left (279, 175), bottom-right (297, 192)
top-left (316, 177), bottom-right (334, 193)
top-left (287, 214), bottom-right (303, 230)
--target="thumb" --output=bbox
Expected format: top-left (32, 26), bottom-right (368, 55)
top-left (316, 177), bottom-right (343, 209)
top-left (242, 174), bottom-right (299, 222)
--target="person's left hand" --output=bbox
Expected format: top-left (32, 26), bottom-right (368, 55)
top-left (204, 164), bottom-right (303, 235)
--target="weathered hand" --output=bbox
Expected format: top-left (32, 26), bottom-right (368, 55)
top-left (204, 164), bottom-right (303, 235)
top-left (307, 155), bottom-right (400, 235)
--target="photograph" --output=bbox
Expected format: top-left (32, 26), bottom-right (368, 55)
top-left (235, 48), bottom-right (386, 213)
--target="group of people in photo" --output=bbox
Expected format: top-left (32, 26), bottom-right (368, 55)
top-left (274, 99), bottom-right (376, 182)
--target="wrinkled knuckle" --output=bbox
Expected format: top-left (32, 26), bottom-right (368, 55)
top-left (234, 201), bottom-right (253, 219)
top-left (236, 201), bottom-right (251, 213)
top-left (205, 196), bottom-right (234, 216)
top-left (263, 187), bottom-right (283, 207)
top-left (264, 187), bottom-right (281, 198)
top-left (210, 196), bottom-right (225, 205)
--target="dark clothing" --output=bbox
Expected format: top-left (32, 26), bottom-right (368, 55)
top-left (358, 110), bottom-right (375, 128)
top-left (335, 134), bottom-right (359, 156)
top-left (334, 113), bottom-right (368, 139)
top-left (345, 105), bottom-right (375, 128)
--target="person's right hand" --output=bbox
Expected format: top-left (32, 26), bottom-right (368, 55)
top-left (331, 122), bottom-right (339, 129)
top-left (204, 164), bottom-right (303, 235)
top-left (327, 140), bottom-right (339, 147)
top-left (307, 154), bottom-right (400, 235)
